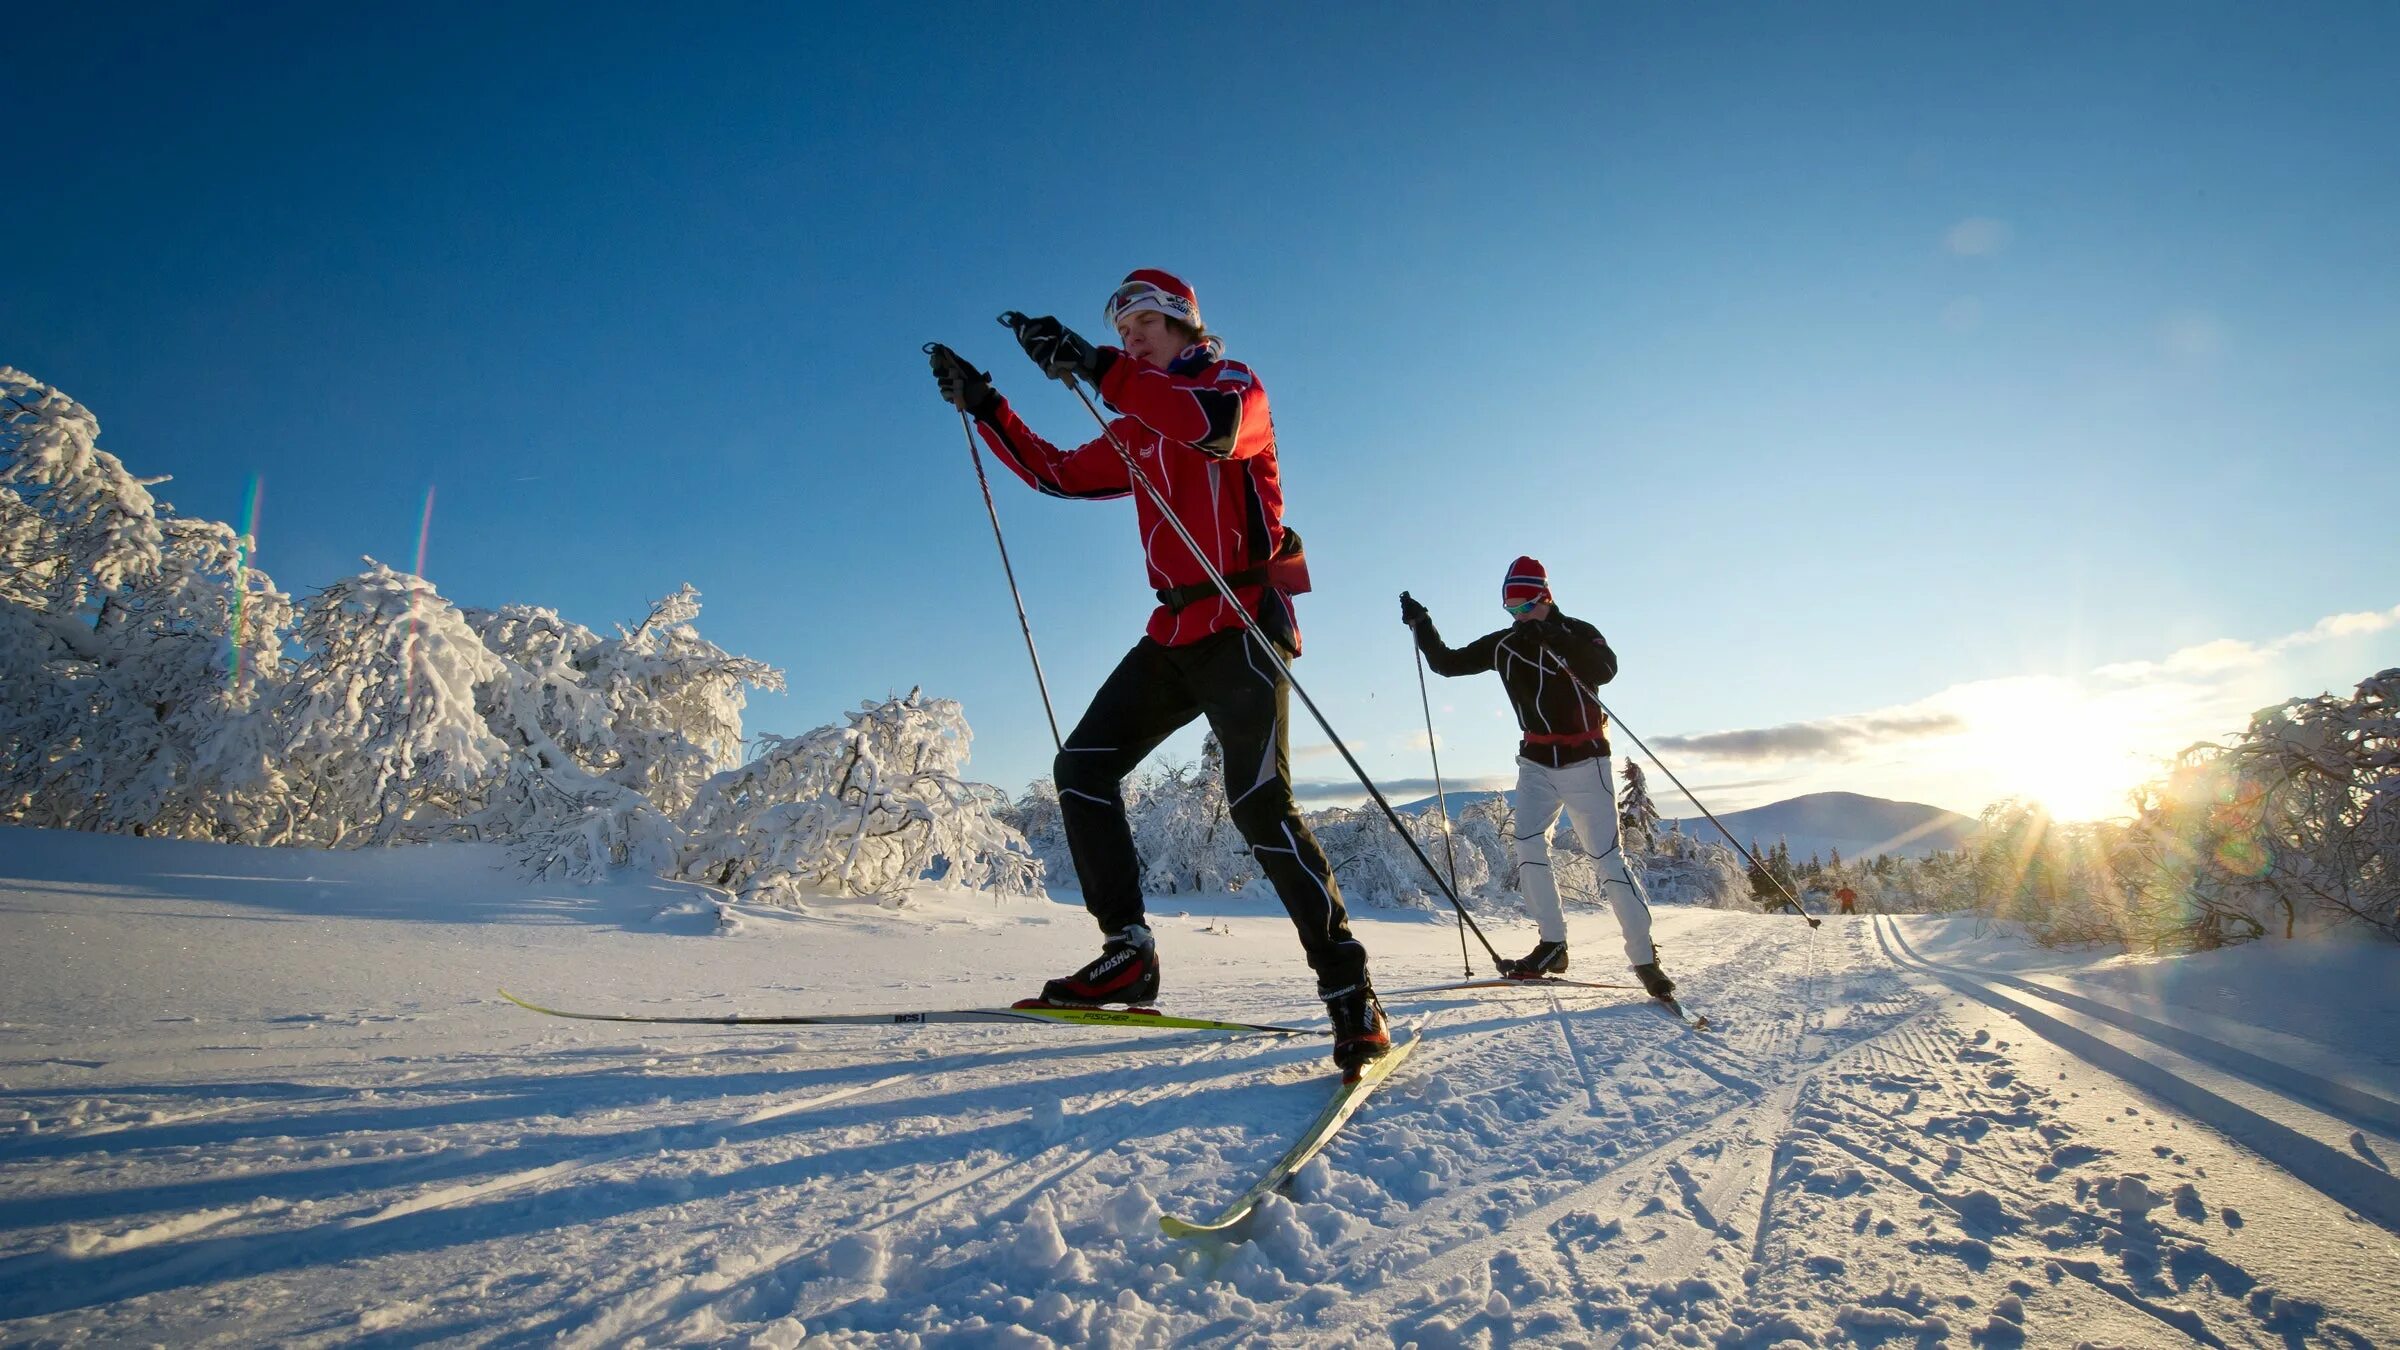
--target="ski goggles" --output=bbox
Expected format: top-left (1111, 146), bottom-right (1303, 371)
top-left (1104, 280), bottom-right (1199, 330)
top-left (1504, 597), bottom-right (1545, 615)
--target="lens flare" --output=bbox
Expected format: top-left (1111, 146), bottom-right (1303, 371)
top-left (225, 475), bottom-right (264, 692)
top-left (403, 485), bottom-right (436, 710)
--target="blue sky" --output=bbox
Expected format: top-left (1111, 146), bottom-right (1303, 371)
top-left (10, 3), bottom-right (2397, 820)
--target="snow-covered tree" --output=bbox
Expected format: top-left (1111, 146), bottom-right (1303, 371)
top-left (1453, 795), bottom-right (1518, 895)
top-left (676, 689), bottom-right (1038, 905)
top-left (2, 370), bottom-right (295, 839)
top-left (1967, 800), bottom-right (2132, 946)
top-left (0, 368), bottom-right (164, 618)
top-left (1633, 822), bottom-right (1750, 909)
top-left (1003, 777), bottom-right (1074, 887)
top-left (588, 586), bottom-right (781, 817)
top-left (264, 561), bottom-right (515, 846)
top-left (452, 589), bottom-right (779, 877)
top-left (2121, 668), bottom-right (2400, 945)
top-left (1131, 734), bottom-right (1260, 895)
top-left (1313, 805), bottom-right (1438, 909)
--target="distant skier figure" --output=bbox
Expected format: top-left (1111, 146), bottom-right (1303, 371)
top-left (925, 270), bottom-right (1390, 1074)
top-left (1400, 558), bottom-right (1675, 1000)
top-left (1837, 885), bottom-right (1858, 915)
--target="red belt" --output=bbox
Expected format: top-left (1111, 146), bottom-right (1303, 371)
top-left (1522, 729), bottom-right (1606, 747)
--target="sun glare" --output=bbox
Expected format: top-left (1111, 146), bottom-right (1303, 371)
top-left (1948, 677), bottom-right (2164, 823)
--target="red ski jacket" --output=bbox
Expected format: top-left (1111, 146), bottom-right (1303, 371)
top-left (978, 348), bottom-right (1303, 653)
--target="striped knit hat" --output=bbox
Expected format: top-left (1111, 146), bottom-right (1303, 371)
top-left (1502, 555), bottom-right (1551, 611)
top-left (1103, 268), bottom-right (1202, 333)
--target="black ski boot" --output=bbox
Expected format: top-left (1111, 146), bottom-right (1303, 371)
top-left (1632, 960), bottom-right (1676, 1000)
top-left (1500, 940), bottom-right (1569, 979)
top-left (1026, 925), bottom-right (1160, 1007)
top-left (1323, 982), bottom-right (1392, 1080)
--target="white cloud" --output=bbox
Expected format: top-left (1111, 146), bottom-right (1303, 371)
top-left (1647, 602), bottom-right (2400, 819)
top-left (1654, 710), bottom-right (1966, 762)
top-left (2094, 605), bottom-right (2400, 682)
top-left (2299, 606), bottom-right (2400, 643)
top-left (1944, 218), bottom-right (2012, 257)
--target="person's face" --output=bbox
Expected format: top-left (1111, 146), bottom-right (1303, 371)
top-left (1508, 599), bottom-right (1553, 622)
top-left (1114, 309), bottom-right (1190, 370)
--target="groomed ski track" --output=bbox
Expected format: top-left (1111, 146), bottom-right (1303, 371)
top-left (3, 831), bottom-right (2398, 1346)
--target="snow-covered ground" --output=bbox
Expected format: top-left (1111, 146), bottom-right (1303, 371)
top-left (3, 826), bottom-right (2396, 1348)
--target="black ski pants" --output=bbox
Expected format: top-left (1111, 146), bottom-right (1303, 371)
top-left (1053, 628), bottom-right (1369, 994)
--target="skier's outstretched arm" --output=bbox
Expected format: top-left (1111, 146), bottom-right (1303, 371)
top-left (977, 401), bottom-right (1136, 500)
top-left (1400, 593), bottom-right (1499, 678)
top-left (927, 342), bottom-right (1130, 500)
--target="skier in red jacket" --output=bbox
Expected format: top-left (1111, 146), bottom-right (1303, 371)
top-left (927, 270), bottom-right (1389, 1074)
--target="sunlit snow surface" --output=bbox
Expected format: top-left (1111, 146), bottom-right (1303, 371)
top-left (3, 825), bottom-right (2397, 1348)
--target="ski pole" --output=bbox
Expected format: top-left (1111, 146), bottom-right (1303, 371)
top-left (930, 362), bottom-right (1062, 751)
top-left (1412, 638), bottom-right (1470, 977)
top-left (1594, 699), bottom-right (1819, 927)
top-left (1518, 625), bottom-right (1818, 927)
top-left (999, 312), bottom-right (1508, 970)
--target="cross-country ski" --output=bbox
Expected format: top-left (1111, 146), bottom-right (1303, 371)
top-left (499, 987), bottom-right (1313, 1036)
top-left (10, 8), bottom-right (2398, 1347)
top-left (1159, 1027), bottom-right (1423, 1239)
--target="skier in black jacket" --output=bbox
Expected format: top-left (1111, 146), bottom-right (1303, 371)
top-left (1402, 556), bottom-right (1675, 998)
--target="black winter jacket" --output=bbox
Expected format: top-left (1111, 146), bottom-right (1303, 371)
top-left (1414, 611), bottom-right (1619, 766)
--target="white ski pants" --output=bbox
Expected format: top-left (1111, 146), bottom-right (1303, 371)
top-left (1512, 755), bottom-right (1658, 967)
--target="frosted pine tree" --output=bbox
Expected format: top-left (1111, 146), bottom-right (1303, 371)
top-left (677, 689), bottom-right (1038, 905)
top-left (1620, 760), bottom-right (1662, 852)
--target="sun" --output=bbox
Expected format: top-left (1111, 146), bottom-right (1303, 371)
top-left (1946, 676), bottom-right (2163, 823)
top-left (2011, 735), bottom-right (2148, 822)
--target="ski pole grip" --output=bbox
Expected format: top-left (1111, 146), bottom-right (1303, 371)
top-left (996, 311), bottom-right (1028, 332)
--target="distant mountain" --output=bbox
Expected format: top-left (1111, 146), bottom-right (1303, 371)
top-left (1394, 788), bottom-right (1978, 862)
top-left (1664, 791), bottom-right (1979, 863)
top-left (1391, 789), bottom-right (1510, 820)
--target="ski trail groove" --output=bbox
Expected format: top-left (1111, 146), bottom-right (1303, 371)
top-left (1876, 916), bottom-right (2400, 1235)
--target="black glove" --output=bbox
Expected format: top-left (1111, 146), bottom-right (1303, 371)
top-left (1399, 591), bottom-right (1430, 628)
top-left (925, 343), bottom-right (998, 418)
top-left (1011, 315), bottom-right (1115, 386)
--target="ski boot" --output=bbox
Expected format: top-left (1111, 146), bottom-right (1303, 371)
top-left (1632, 960), bottom-right (1676, 1000)
top-left (1323, 982), bottom-right (1392, 1080)
top-left (1019, 924), bottom-right (1160, 1008)
top-left (1500, 939), bottom-right (1569, 979)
